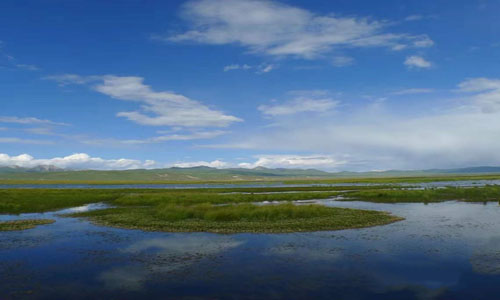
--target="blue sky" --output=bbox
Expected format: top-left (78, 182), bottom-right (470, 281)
top-left (1, 0), bottom-right (500, 171)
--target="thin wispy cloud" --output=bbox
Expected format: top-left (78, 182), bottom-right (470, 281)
top-left (165, 0), bottom-right (434, 59)
top-left (331, 56), bottom-right (355, 67)
top-left (391, 88), bottom-right (435, 95)
top-left (0, 137), bottom-right (53, 145)
top-left (458, 78), bottom-right (500, 113)
top-left (259, 91), bottom-right (339, 116)
top-left (121, 130), bottom-right (228, 145)
top-left (0, 41), bottom-right (40, 71)
top-left (223, 63), bottom-right (276, 74)
top-left (0, 116), bottom-right (68, 126)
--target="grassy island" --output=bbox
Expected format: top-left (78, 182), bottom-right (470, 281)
top-left (0, 219), bottom-right (55, 231)
top-left (69, 203), bottom-right (401, 233)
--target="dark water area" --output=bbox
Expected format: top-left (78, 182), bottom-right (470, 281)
top-left (2, 200), bottom-right (500, 299)
top-left (2, 179), bottom-right (500, 189)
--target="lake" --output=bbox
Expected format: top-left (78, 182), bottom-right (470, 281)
top-left (2, 198), bottom-right (500, 299)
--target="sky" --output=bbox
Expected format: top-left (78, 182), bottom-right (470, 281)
top-left (1, 0), bottom-right (500, 171)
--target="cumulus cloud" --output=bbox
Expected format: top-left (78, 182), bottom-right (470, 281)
top-left (45, 74), bottom-right (242, 127)
top-left (0, 116), bottom-right (68, 126)
top-left (258, 93), bottom-right (339, 116)
top-left (0, 153), bottom-right (157, 170)
top-left (166, 0), bottom-right (433, 59)
top-left (239, 154), bottom-right (347, 169)
top-left (404, 55), bottom-right (432, 69)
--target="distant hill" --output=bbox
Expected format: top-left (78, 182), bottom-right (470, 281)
top-left (0, 165), bottom-right (332, 182)
top-left (1, 165), bottom-right (500, 182)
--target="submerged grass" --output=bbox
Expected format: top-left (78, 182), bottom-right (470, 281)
top-left (70, 204), bottom-right (402, 233)
top-left (0, 219), bottom-right (55, 231)
top-left (346, 186), bottom-right (500, 203)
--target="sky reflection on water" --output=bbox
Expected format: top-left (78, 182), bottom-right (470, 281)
top-left (1, 201), bottom-right (500, 299)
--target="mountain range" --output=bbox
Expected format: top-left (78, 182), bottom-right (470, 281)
top-left (1, 165), bottom-right (500, 182)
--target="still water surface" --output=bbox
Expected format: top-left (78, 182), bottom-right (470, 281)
top-left (2, 198), bottom-right (500, 299)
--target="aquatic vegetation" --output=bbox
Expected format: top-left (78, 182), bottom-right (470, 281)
top-left (0, 189), bottom-right (123, 214)
top-left (70, 204), bottom-right (401, 233)
top-left (0, 219), bottom-right (55, 231)
top-left (345, 186), bottom-right (500, 203)
top-left (112, 191), bottom-right (341, 206)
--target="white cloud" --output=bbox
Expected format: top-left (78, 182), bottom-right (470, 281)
top-left (405, 15), bottom-right (423, 21)
top-left (404, 55), bottom-right (432, 69)
top-left (256, 63), bottom-right (275, 74)
top-left (223, 63), bottom-right (275, 74)
top-left (458, 78), bottom-right (500, 113)
top-left (43, 74), bottom-right (99, 86)
top-left (172, 159), bottom-right (230, 168)
top-left (166, 0), bottom-right (433, 59)
top-left (0, 153), bottom-right (158, 170)
top-left (204, 78), bottom-right (500, 170)
top-left (46, 74), bottom-right (242, 127)
top-left (0, 138), bottom-right (53, 145)
top-left (0, 116), bottom-right (68, 126)
top-left (391, 88), bottom-right (435, 95)
top-left (24, 127), bottom-right (56, 135)
top-left (412, 35), bottom-right (434, 48)
top-left (258, 97), bottom-right (338, 116)
top-left (15, 64), bottom-right (39, 71)
top-left (331, 56), bottom-right (354, 67)
top-left (0, 44), bottom-right (40, 71)
top-left (120, 130), bottom-right (228, 144)
top-left (238, 154), bottom-right (347, 169)
top-left (223, 64), bottom-right (252, 71)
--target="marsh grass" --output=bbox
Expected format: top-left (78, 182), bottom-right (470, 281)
top-left (0, 188), bottom-right (347, 214)
top-left (113, 191), bottom-right (340, 206)
top-left (346, 186), bottom-right (500, 203)
top-left (70, 204), bottom-right (402, 233)
top-left (0, 189), bottom-right (123, 214)
top-left (0, 219), bottom-right (55, 231)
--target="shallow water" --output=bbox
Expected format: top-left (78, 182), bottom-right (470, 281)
top-left (2, 200), bottom-right (500, 299)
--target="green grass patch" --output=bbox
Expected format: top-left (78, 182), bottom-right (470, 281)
top-left (69, 203), bottom-right (402, 233)
top-left (0, 188), bottom-right (351, 214)
top-left (345, 186), bottom-right (500, 203)
top-left (0, 219), bottom-right (55, 231)
top-left (0, 189), bottom-right (124, 214)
